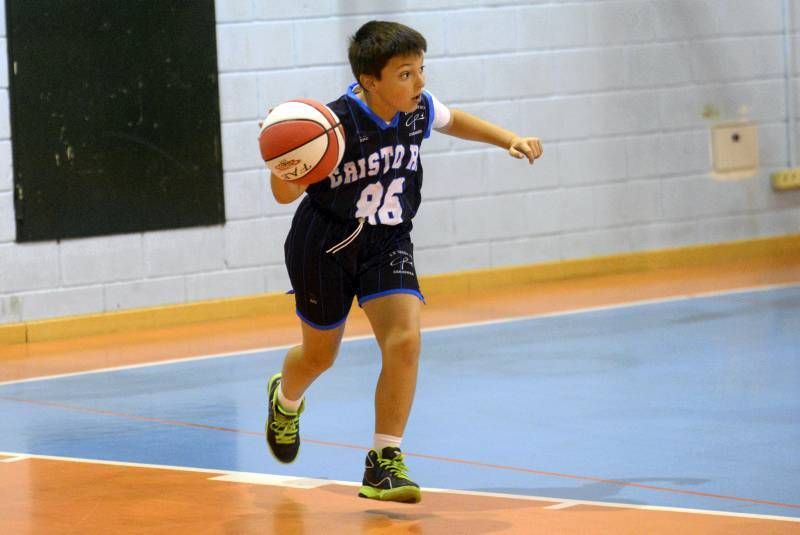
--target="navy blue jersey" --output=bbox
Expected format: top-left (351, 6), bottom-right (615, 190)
top-left (303, 83), bottom-right (437, 225)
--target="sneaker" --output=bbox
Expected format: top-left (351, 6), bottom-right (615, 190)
top-left (265, 372), bottom-right (304, 463)
top-left (358, 447), bottom-right (421, 503)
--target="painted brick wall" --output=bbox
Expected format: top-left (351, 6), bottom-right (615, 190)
top-left (1, 0), bottom-right (799, 323)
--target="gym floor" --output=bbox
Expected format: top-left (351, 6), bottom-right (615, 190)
top-left (1, 254), bottom-right (798, 534)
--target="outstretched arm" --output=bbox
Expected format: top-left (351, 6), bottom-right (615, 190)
top-left (438, 108), bottom-right (543, 164)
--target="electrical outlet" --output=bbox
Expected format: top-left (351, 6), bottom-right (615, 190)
top-left (771, 168), bottom-right (800, 191)
top-left (711, 122), bottom-right (758, 176)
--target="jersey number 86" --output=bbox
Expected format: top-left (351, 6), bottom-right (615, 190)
top-left (355, 177), bottom-right (405, 226)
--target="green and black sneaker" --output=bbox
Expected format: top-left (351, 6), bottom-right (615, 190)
top-left (358, 446), bottom-right (421, 503)
top-left (265, 372), bottom-right (304, 464)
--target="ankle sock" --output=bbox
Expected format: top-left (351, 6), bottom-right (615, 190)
top-left (373, 433), bottom-right (402, 452)
top-left (277, 384), bottom-right (303, 412)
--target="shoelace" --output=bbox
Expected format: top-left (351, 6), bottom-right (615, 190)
top-left (270, 409), bottom-right (299, 445)
top-left (378, 453), bottom-right (410, 480)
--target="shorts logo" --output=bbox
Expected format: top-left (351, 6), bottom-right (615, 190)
top-left (390, 251), bottom-right (415, 275)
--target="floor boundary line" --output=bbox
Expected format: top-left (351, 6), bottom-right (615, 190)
top-left (1, 450), bottom-right (798, 523)
top-left (1, 395), bottom-right (799, 513)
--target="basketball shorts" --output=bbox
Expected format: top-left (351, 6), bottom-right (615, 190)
top-left (284, 199), bottom-right (424, 330)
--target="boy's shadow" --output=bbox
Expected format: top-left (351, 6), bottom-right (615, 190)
top-left (474, 476), bottom-right (710, 507)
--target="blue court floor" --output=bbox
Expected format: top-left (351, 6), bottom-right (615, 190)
top-left (1, 285), bottom-right (798, 519)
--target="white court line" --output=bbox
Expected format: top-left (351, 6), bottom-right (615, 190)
top-left (0, 450), bottom-right (797, 523)
top-left (420, 281), bottom-right (800, 335)
top-left (1, 281), bottom-right (798, 388)
top-left (0, 454), bottom-right (29, 463)
top-left (544, 501), bottom-right (580, 510)
top-left (209, 472), bottom-right (358, 489)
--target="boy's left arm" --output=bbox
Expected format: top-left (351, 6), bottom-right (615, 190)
top-left (438, 108), bottom-right (543, 164)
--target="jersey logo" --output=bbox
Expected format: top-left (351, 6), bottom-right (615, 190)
top-left (405, 111), bottom-right (426, 131)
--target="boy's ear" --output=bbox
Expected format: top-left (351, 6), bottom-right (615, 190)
top-left (359, 73), bottom-right (376, 92)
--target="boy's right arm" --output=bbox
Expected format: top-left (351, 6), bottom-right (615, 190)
top-left (270, 173), bottom-right (307, 204)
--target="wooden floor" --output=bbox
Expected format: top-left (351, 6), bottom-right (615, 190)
top-left (1, 253), bottom-right (799, 534)
top-left (1, 454), bottom-right (796, 534)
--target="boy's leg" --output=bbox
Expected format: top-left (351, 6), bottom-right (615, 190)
top-left (361, 293), bottom-right (421, 436)
top-left (281, 320), bottom-right (346, 400)
top-left (272, 200), bottom-right (357, 463)
top-left (358, 293), bottom-right (422, 503)
top-left (266, 321), bottom-right (345, 464)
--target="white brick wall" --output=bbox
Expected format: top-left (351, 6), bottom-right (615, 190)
top-left (0, 0), bottom-right (798, 323)
top-left (143, 227), bottom-right (225, 277)
top-left (104, 277), bottom-right (185, 311)
top-left (60, 235), bottom-right (144, 286)
top-left (224, 170), bottom-right (273, 220)
top-left (560, 227), bottom-right (633, 259)
top-left (586, 1), bottom-right (657, 45)
top-left (0, 242), bottom-right (60, 293)
top-left (489, 235), bottom-right (559, 267)
top-left (0, 38), bottom-right (8, 88)
top-left (0, 90), bottom-right (10, 139)
top-left (0, 192), bottom-right (13, 243)
top-left (0, 141), bottom-right (11, 193)
top-left (185, 268), bottom-right (266, 302)
top-left (224, 217), bottom-right (290, 268)
top-left (18, 286), bottom-right (104, 322)
top-left (216, 22), bottom-right (295, 72)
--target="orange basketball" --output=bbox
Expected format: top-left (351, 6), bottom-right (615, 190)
top-left (258, 99), bottom-right (345, 185)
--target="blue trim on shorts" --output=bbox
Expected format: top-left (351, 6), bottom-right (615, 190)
top-left (358, 289), bottom-right (426, 307)
top-left (296, 309), bottom-right (348, 331)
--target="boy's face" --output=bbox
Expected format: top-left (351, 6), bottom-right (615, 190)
top-left (362, 53), bottom-right (426, 120)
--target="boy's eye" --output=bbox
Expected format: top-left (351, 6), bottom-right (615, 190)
top-left (400, 72), bottom-right (410, 79)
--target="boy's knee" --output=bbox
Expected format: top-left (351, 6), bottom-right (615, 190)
top-left (382, 329), bottom-right (420, 366)
top-left (301, 345), bottom-right (338, 372)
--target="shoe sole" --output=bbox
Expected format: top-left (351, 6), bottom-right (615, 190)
top-left (358, 485), bottom-right (422, 504)
top-left (265, 373), bottom-right (300, 465)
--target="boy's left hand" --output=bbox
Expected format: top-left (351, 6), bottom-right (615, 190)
top-left (509, 137), bottom-right (543, 164)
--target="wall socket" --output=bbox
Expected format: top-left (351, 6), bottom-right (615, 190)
top-left (771, 168), bottom-right (800, 191)
top-left (711, 122), bottom-right (758, 177)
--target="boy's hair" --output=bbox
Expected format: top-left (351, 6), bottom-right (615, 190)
top-left (348, 21), bottom-right (427, 83)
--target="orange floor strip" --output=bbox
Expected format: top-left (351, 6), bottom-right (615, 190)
top-left (1, 455), bottom-right (797, 534)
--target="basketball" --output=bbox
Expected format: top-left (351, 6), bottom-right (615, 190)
top-left (258, 99), bottom-right (345, 185)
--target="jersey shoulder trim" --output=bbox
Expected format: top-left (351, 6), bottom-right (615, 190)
top-left (343, 82), bottom-right (399, 130)
top-left (421, 91), bottom-right (435, 139)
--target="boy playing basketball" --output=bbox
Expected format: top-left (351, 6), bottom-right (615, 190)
top-left (265, 20), bottom-right (542, 504)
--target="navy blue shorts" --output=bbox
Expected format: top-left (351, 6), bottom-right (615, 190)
top-left (284, 199), bottom-right (424, 330)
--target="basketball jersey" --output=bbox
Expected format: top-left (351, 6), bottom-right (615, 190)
top-left (303, 83), bottom-right (441, 226)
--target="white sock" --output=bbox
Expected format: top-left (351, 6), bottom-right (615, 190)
top-left (277, 384), bottom-right (303, 412)
top-left (373, 433), bottom-right (403, 453)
